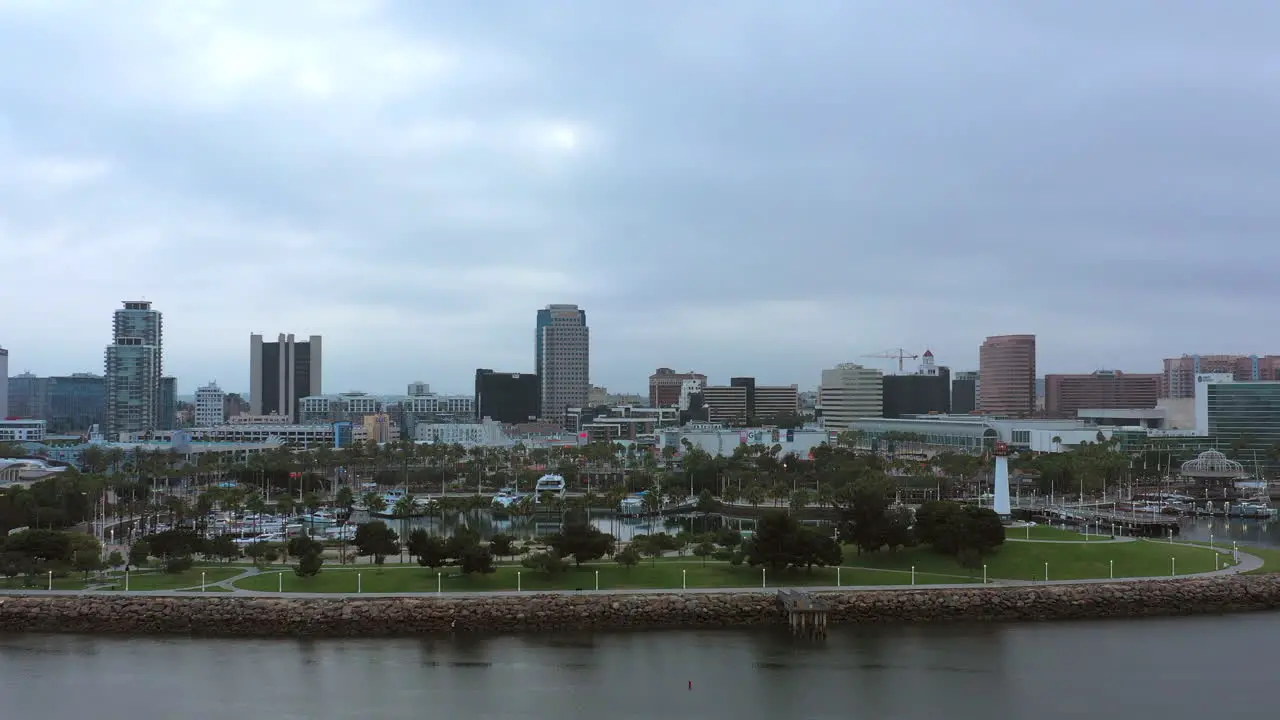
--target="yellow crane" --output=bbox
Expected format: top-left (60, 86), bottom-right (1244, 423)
top-left (862, 348), bottom-right (920, 373)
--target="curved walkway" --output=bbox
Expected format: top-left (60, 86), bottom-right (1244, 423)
top-left (1006, 536), bottom-right (1137, 544)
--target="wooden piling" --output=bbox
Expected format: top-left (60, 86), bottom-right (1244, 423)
top-left (776, 590), bottom-right (828, 639)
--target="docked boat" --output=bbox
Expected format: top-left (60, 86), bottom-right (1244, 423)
top-left (300, 510), bottom-right (338, 526)
top-left (619, 492), bottom-right (648, 517)
top-left (492, 488), bottom-right (528, 509)
top-left (533, 474), bottom-right (566, 501)
top-left (324, 524), bottom-right (356, 541)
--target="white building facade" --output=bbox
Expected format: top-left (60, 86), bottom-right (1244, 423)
top-left (0, 419), bottom-right (46, 442)
top-left (194, 382), bottom-right (227, 427)
top-left (414, 420), bottom-right (510, 447)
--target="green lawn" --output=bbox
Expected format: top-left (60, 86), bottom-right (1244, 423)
top-left (842, 539), bottom-right (1231, 581)
top-left (1176, 541), bottom-right (1280, 575)
top-left (233, 562), bottom-right (973, 593)
top-left (1006, 525), bottom-right (1096, 541)
top-left (95, 567), bottom-right (244, 591)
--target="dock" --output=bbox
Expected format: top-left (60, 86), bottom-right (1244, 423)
top-left (776, 590), bottom-right (828, 639)
top-left (1030, 506), bottom-right (1180, 537)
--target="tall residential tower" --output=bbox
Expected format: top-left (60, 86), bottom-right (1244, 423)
top-left (104, 300), bottom-right (163, 439)
top-left (250, 333), bottom-right (322, 422)
top-left (535, 304), bottom-right (589, 428)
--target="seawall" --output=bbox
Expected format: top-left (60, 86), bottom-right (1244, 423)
top-left (3, 575), bottom-right (1280, 637)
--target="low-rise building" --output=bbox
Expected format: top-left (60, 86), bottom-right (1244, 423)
top-left (414, 420), bottom-right (509, 447)
top-left (0, 419), bottom-right (46, 443)
top-left (656, 424), bottom-right (829, 458)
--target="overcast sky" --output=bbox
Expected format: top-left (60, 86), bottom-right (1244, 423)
top-left (2, 1), bottom-right (1277, 395)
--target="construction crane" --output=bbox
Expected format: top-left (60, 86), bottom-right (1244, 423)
top-left (862, 348), bottom-right (920, 373)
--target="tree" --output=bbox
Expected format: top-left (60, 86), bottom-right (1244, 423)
top-left (288, 534), bottom-right (324, 577)
top-left (128, 540), bottom-right (151, 567)
top-left (714, 527), bottom-right (743, 551)
top-left (615, 546), bottom-right (640, 571)
top-left (74, 548), bottom-right (103, 580)
top-left (106, 550), bottom-right (124, 569)
top-left (207, 534), bottom-right (241, 564)
top-left (458, 545), bottom-right (495, 575)
top-left (915, 501), bottom-right (1005, 567)
top-left (547, 519), bottom-right (614, 567)
top-left (692, 541), bottom-right (715, 566)
top-left (522, 550), bottom-right (569, 574)
top-left (745, 511), bottom-right (802, 572)
top-left (146, 529), bottom-right (205, 559)
top-left (4, 529), bottom-right (73, 580)
top-left (489, 533), bottom-right (515, 559)
top-left (744, 511), bottom-right (843, 572)
top-left (244, 541), bottom-right (274, 568)
top-left (833, 474), bottom-right (896, 554)
top-left (631, 533), bottom-right (677, 566)
top-left (879, 506), bottom-right (916, 552)
top-left (353, 521), bottom-right (399, 568)
top-left (335, 485), bottom-right (355, 510)
top-left (407, 529), bottom-right (447, 569)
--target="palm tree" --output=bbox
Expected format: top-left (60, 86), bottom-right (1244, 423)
top-left (392, 495), bottom-right (416, 561)
top-left (362, 492), bottom-right (386, 516)
top-left (335, 485), bottom-right (355, 511)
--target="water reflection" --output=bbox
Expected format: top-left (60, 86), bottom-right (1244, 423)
top-left (1180, 516), bottom-right (1280, 547)
top-left (3, 616), bottom-right (1280, 719)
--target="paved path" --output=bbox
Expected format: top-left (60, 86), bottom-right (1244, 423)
top-left (1006, 536), bottom-right (1137, 544)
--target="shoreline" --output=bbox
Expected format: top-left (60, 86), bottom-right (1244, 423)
top-left (4, 575), bottom-right (1280, 636)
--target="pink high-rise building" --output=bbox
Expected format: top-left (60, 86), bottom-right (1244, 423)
top-left (1162, 355), bottom-right (1280, 398)
top-left (979, 334), bottom-right (1036, 417)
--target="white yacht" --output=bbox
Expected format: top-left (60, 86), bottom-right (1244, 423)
top-left (300, 510), bottom-right (338, 526)
top-left (534, 474), bottom-right (566, 501)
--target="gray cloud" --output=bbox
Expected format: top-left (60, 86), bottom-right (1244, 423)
top-left (2, 0), bottom-right (1278, 394)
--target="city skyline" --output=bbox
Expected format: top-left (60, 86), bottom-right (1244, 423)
top-left (5, 3), bottom-right (1280, 392)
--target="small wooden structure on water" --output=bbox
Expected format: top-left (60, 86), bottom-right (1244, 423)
top-left (776, 590), bottom-right (828, 639)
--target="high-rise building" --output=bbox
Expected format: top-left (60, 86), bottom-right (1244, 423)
top-left (978, 334), bottom-right (1036, 417)
top-left (535, 304), bottom-right (589, 427)
top-left (648, 368), bottom-right (707, 408)
top-left (475, 369), bottom-right (540, 424)
top-left (1044, 370), bottom-right (1161, 419)
top-left (1196, 378), bottom-right (1280, 462)
top-left (1162, 354), bottom-right (1280, 398)
top-left (104, 300), bottom-right (163, 439)
top-left (6, 372), bottom-right (108, 432)
top-left (818, 363), bottom-right (883, 429)
top-left (195, 382), bottom-right (227, 427)
top-left (249, 333), bottom-right (322, 422)
top-left (882, 352), bottom-right (951, 418)
top-left (0, 346), bottom-right (7, 417)
top-left (46, 374), bottom-right (107, 433)
top-left (952, 371), bottom-right (979, 414)
top-left (407, 381), bottom-right (431, 397)
top-left (159, 377), bottom-right (177, 430)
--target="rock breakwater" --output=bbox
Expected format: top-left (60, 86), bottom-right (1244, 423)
top-left (2, 575), bottom-right (1279, 637)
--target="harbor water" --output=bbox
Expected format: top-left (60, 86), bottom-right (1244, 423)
top-left (3, 613), bottom-right (1279, 719)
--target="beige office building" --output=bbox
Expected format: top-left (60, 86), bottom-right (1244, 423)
top-left (818, 364), bottom-right (883, 429)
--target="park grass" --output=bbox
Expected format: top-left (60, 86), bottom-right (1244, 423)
top-left (95, 567), bottom-right (244, 591)
top-left (841, 539), bottom-right (1232, 581)
top-left (1007, 525), bottom-right (1089, 541)
top-left (1177, 541), bottom-right (1280, 575)
top-left (233, 562), bottom-right (974, 593)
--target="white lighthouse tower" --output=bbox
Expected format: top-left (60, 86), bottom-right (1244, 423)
top-left (993, 440), bottom-right (1012, 516)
